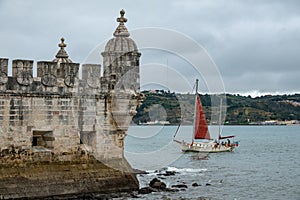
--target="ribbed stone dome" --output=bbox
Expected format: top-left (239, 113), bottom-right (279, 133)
top-left (104, 37), bottom-right (137, 53)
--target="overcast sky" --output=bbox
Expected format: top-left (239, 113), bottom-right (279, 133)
top-left (0, 0), bottom-right (299, 96)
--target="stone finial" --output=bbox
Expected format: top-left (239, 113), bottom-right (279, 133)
top-left (55, 38), bottom-right (68, 58)
top-left (53, 37), bottom-right (72, 63)
top-left (117, 9), bottom-right (127, 24)
top-left (59, 38), bottom-right (67, 49)
top-left (113, 9), bottom-right (130, 37)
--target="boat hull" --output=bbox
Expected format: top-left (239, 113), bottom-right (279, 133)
top-left (179, 141), bottom-right (234, 153)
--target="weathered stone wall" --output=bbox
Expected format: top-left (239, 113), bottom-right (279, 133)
top-left (0, 57), bottom-right (80, 153)
top-left (0, 94), bottom-right (80, 153)
top-left (0, 152), bottom-right (138, 199)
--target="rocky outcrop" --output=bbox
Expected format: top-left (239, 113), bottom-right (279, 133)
top-left (138, 178), bottom-right (179, 195)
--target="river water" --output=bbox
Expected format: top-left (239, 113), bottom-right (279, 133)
top-left (124, 125), bottom-right (300, 200)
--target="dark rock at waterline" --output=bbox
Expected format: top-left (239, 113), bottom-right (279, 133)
top-left (192, 182), bottom-right (201, 187)
top-left (149, 178), bottom-right (166, 189)
top-left (149, 178), bottom-right (159, 186)
top-left (138, 186), bottom-right (179, 194)
top-left (139, 178), bottom-right (181, 194)
top-left (138, 187), bottom-right (156, 194)
top-left (165, 188), bottom-right (180, 192)
top-left (157, 170), bottom-right (177, 176)
top-left (165, 171), bottom-right (177, 176)
top-left (171, 184), bottom-right (188, 188)
top-left (206, 183), bottom-right (212, 186)
top-left (152, 181), bottom-right (167, 189)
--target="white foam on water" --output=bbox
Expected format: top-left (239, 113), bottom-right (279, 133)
top-left (145, 167), bottom-right (207, 176)
top-left (145, 170), bottom-right (158, 176)
top-left (167, 166), bottom-right (207, 173)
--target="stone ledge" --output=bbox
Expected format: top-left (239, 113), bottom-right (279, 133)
top-left (0, 151), bottom-right (138, 199)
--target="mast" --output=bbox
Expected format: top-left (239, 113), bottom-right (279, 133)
top-left (195, 79), bottom-right (199, 95)
top-left (193, 79), bottom-right (211, 140)
top-left (218, 98), bottom-right (222, 142)
top-left (192, 79), bottom-right (199, 143)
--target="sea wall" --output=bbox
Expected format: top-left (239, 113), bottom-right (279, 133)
top-left (0, 149), bottom-right (138, 199)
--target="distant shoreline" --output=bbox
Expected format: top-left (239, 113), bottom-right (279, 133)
top-left (133, 91), bottom-right (300, 126)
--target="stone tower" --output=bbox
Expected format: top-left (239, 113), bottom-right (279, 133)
top-left (102, 9), bottom-right (141, 92)
top-left (92, 9), bottom-right (142, 167)
top-left (0, 9), bottom-right (142, 198)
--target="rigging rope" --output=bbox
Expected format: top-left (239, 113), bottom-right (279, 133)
top-left (173, 117), bottom-right (182, 139)
top-left (174, 80), bottom-right (197, 140)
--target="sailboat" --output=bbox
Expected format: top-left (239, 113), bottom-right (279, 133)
top-left (173, 79), bottom-right (238, 153)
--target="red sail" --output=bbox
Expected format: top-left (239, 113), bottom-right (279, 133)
top-left (194, 95), bottom-right (211, 140)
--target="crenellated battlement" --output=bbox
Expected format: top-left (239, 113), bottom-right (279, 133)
top-left (0, 57), bottom-right (105, 95)
top-left (0, 37), bottom-right (107, 96)
top-left (0, 38), bottom-right (140, 98)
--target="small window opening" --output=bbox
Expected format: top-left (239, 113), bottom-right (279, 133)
top-left (32, 131), bottom-right (54, 149)
top-left (111, 74), bottom-right (116, 80)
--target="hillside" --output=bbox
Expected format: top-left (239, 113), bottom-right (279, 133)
top-left (133, 91), bottom-right (300, 125)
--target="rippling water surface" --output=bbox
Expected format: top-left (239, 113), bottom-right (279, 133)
top-left (124, 125), bottom-right (300, 200)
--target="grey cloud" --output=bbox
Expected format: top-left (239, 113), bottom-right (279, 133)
top-left (0, 0), bottom-right (299, 94)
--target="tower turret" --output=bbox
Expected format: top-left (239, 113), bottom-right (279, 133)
top-left (101, 9), bottom-right (141, 92)
top-left (53, 38), bottom-right (75, 79)
top-left (53, 37), bottom-right (72, 64)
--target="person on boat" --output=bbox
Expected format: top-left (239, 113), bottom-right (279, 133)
top-left (213, 142), bottom-right (220, 149)
top-left (227, 139), bottom-right (231, 146)
top-left (214, 143), bottom-right (218, 149)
